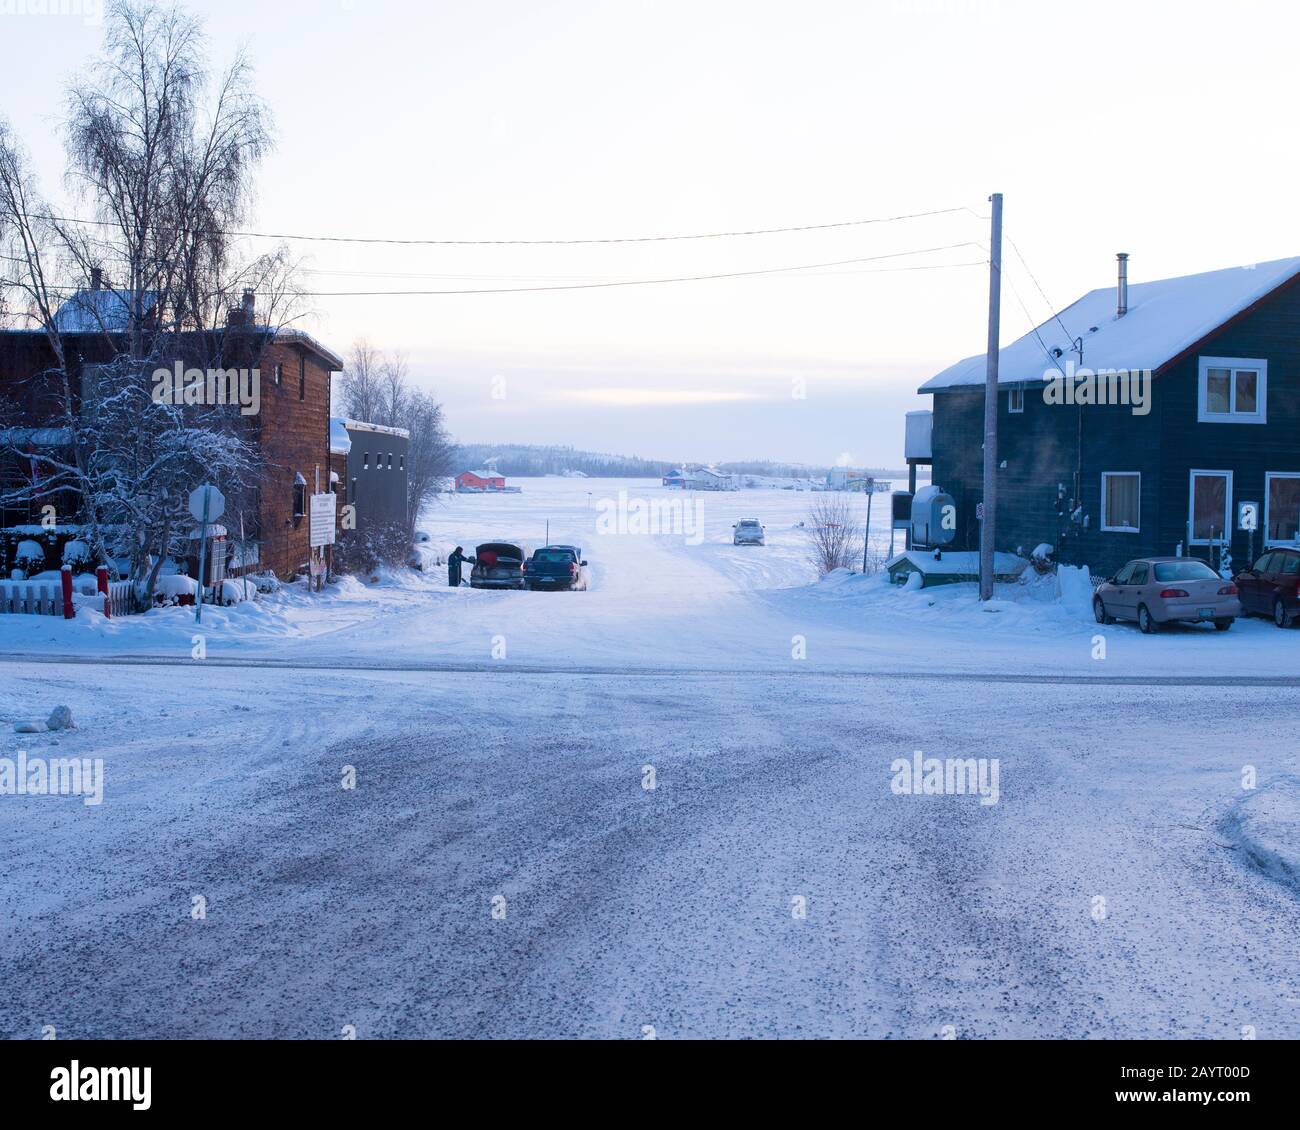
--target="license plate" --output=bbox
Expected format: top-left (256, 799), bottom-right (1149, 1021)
top-left (1198, 607), bottom-right (1214, 618)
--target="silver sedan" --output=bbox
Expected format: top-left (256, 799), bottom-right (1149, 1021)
top-left (1093, 557), bottom-right (1240, 633)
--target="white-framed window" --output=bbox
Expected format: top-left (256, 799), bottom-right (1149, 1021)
top-left (1189, 469), bottom-right (1233, 544)
top-left (1197, 356), bottom-right (1267, 423)
top-left (1008, 383), bottom-right (1024, 413)
top-left (1101, 472), bottom-right (1141, 532)
top-left (1265, 472), bottom-right (1300, 544)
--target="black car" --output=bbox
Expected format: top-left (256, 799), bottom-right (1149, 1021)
top-left (523, 545), bottom-right (589, 591)
top-left (1234, 547), bottom-right (1300, 627)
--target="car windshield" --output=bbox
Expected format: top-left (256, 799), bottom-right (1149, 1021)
top-left (739, 521), bottom-right (760, 528)
top-left (534, 550), bottom-right (573, 563)
top-left (1153, 561), bottom-right (1218, 582)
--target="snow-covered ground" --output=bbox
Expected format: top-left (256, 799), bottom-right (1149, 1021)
top-left (3, 477), bottom-right (1298, 677)
top-left (4, 478), bottom-right (1300, 1039)
top-left (1, 663), bottom-right (1298, 1038)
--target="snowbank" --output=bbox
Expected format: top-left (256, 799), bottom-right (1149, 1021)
top-left (1227, 778), bottom-right (1300, 890)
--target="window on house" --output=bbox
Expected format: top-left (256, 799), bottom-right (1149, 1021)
top-left (399, 455), bottom-right (404, 471)
top-left (349, 477), bottom-right (357, 503)
top-left (1266, 473), bottom-right (1300, 544)
top-left (387, 454), bottom-right (393, 469)
top-left (1008, 383), bottom-right (1024, 413)
top-left (292, 474), bottom-right (306, 519)
top-left (273, 363), bottom-right (282, 386)
top-left (363, 452), bottom-right (370, 469)
top-left (1198, 357), bottom-right (1266, 423)
top-left (1189, 470), bottom-right (1232, 543)
top-left (1101, 472), bottom-right (1140, 532)
top-left (298, 356), bottom-right (306, 400)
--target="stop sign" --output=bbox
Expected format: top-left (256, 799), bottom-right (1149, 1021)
top-left (188, 484), bottom-right (226, 523)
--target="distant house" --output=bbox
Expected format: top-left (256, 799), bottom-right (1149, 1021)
top-left (915, 253), bottom-right (1300, 578)
top-left (456, 469), bottom-right (507, 492)
top-left (685, 466), bottom-right (736, 491)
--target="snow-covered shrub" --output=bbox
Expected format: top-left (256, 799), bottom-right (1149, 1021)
top-left (247, 571), bottom-right (280, 594)
top-left (62, 540), bottom-right (91, 568)
top-left (153, 574), bottom-right (198, 605)
top-left (15, 539), bottom-right (45, 577)
top-left (219, 578), bottom-right (257, 605)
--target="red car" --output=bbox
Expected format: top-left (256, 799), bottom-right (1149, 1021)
top-left (1233, 547), bottom-right (1300, 628)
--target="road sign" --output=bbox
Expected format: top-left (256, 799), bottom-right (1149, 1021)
top-left (309, 492), bottom-right (337, 547)
top-left (1238, 501), bottom-right (1259, 531)
top-left (189, 484), bottom-right (225, 524)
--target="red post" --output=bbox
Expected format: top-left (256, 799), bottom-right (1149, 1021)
top-left (97, 565), bottom-right (111, 618)
top-left (60, 564), bottom-right (74, 619)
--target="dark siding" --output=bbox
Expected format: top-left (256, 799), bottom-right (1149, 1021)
top-left (344, 426), bottom-right (410, 533)
top-left (926, 276), bottom-right (1300, 578)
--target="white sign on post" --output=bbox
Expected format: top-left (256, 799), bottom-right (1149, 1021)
top-left (1238, 501), bottom-right (1259, 532)
top-left (309, 492), bottom-right (337, 547)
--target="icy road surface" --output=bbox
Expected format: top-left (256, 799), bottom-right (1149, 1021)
top-left (1, 663), bottom-right (1298, 1039)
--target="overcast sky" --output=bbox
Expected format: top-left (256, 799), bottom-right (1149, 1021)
top-left (2, 0), bottom-right (1297, 466)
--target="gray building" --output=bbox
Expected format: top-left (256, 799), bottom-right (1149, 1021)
top-left (330, 417), bottom-right (411, 535)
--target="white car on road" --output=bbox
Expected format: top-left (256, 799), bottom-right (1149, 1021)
top-left (732, 519), bottom-right (766, 546)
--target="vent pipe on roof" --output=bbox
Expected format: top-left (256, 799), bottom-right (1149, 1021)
top-left (90, 267), bottom-right (102, 291)
top-left (1116, 252), bottom-right (1129, 317)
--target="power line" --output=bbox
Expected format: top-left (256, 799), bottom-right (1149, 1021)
top-left (280, 243), bottom-right (985, 296)
top-left (1005, 232), bottom-right (1076, 348)
top-left (40, 206), bottom-right (975, 247)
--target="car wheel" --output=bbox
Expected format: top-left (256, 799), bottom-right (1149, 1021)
top-left (1214, 618), bottom-right (1233, 631)
top-left (1093, 597), bottom-right (1113, 625)
top-left (1138, 603), bottom-right (1159, 634)
top-left (1274, 598), bottom-right (1293, 628)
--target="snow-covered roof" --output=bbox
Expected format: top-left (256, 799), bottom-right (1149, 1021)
top-left (329, 417), bottom-right (352, 455)
top-left (342, 418), bottom-right (410, 440)
top-left (886, 550), bottom-right (1026, 575)
top-left (921, 256), bottom-right (1300, 391)
top-left (52, 288), bottom-right (159, 333)
top-left (270, 327), bottom-right (345, 371)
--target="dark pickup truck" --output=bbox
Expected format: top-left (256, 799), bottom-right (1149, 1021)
top-left (523, 545), bottom-right (589, 591)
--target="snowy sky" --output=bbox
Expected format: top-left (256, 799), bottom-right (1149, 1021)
top-left (2, 0), bottom-right (1297, 465)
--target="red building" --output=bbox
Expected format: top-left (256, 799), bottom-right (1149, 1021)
top-left (455, 470), bottom-right (506, 492)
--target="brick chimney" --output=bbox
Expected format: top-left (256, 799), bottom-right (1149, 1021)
top-left (227, 287), bottom-right (257, 328)
top-left (90, 267), bottom-right (103, 291)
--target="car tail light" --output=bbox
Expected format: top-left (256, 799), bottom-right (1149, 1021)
top-left (521, 562), bottom-right (528, 574)
top-left (1159, 588), bottom-right (1189, 599)
top-left (569, 562), bottom-right (577, 575)
top-left (1218, 584), bottom-right (1237, 596)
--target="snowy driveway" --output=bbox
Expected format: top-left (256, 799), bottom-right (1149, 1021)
top-left (2, 662), bottom-right (1297, 1039)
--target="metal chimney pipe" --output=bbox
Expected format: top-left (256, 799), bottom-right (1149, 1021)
top-left (1116, 252), bottom-right (1129, 317)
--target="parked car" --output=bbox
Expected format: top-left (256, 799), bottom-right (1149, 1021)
top-left (1233, 547), bottom-right (1300, 627)
top-left (732, 519), bottom-right (765, 546)
top-left (523, 545), bottom-right (588, 591)
top-left (470, 541), bottom-right (530, 589)
top-left (1093, 557), bottom-right (1239, 633)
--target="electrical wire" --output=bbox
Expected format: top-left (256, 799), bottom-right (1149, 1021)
top-left (38, 205), bottom-right (976, 247)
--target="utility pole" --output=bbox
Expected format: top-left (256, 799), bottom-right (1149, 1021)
top-left (979, 192), bottom-right (1003, 601)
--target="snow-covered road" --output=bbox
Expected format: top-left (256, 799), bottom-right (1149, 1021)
top-left (2, 662), bottom-right (1297, 1039)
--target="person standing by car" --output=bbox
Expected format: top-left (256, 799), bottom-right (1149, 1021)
top-left (447, 546), bottom-right (475, 587)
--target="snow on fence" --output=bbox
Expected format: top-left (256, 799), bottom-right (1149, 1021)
top-left (103, 579), bottom-right (133, 617)
top-left (0, 577), bottom-right (63, 615)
